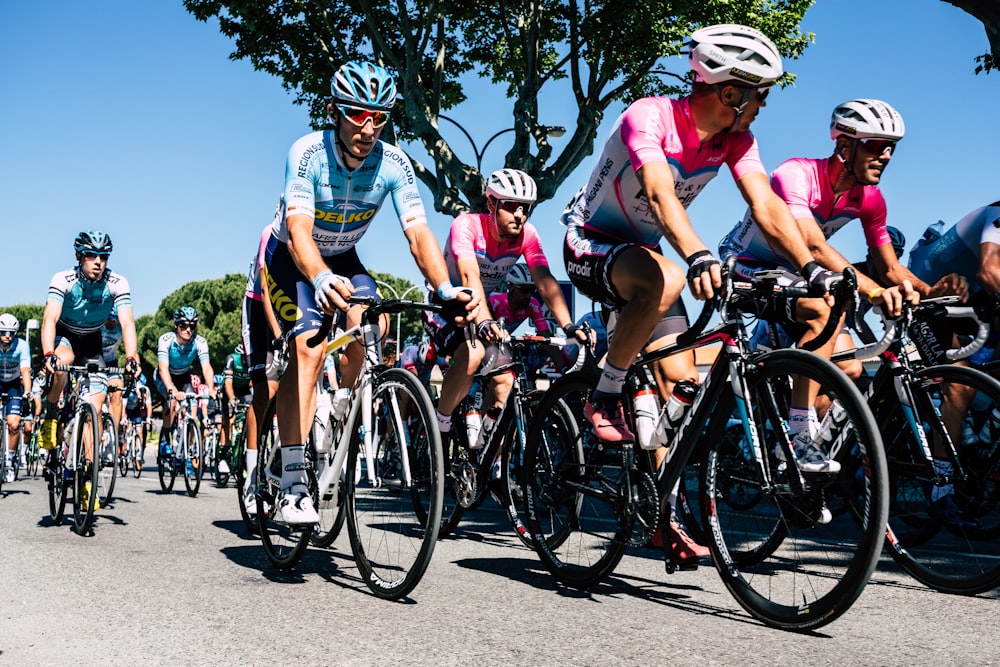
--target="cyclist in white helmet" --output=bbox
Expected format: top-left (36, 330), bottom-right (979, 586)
top-left (561, 24), bottom-right (824, 567)
top-left (719, 98), bottom-right (966, 473)
top-left (427, 168), bottom-right (586, 462)
top-left (0, 314), bottom-right (31, 482)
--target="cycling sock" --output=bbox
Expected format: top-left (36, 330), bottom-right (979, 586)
top-left (595, 361), bottom-right (627, 397)
top-left (245, 448), bottom-right (259, 487)
top-left (788, 407), bottom-right (811, 437)
top-left (280, 445), bottom-right (307, 489)
top-left (436, 410), bottom-right (452, 434)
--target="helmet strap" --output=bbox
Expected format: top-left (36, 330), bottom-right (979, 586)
top-left (714, 84), bottom-right (751, 132)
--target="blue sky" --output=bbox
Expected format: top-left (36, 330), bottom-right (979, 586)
top-left (1, 1), bottom-right (997, 318)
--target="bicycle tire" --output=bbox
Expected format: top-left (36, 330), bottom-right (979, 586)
top-left (132, 429), bottom-right (145, 478)
top-left (702, 348), bottom-right (888, 631)
top-left (26, 430), bottom-right (40, 479)
top-left (347, 368), bottom-right (442, 600)
top-left (882, 363), bottom-right (1000, 595)
top-left (256, 398), bottom-right (312, 569)
top-left (97, 413), bottom-right (117, 507)
top-left (118, 431), bottom-right (130, 479)
top-left (523, 374), bottom-right (627, 589)
top-left (72, 402), bottom-right (100, 535)
top-left (0, 427), bottom-right (6, 493)
top-left (157, 431), bottom-right (177, 493)
top-left (47, 450), bottom-right (67, 525)
top-left (182, 418), bottom-right (203, 497)
top-left (311, 419), bottom-right (348, 549)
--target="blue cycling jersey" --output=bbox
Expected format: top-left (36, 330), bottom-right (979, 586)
top-left (0, 338), bottom-right (30, 384)
top-left (47, 267), bottom-right (132, 334)
top-left (272, 130), bottom-right (428, 256)
top-left (157, 332), bottom-right (210, 376)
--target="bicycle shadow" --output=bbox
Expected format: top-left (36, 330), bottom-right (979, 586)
top-left (211, 518), bottom-right (261, 542)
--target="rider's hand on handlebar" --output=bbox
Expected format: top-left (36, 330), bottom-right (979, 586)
top-left (871, 280), bottom-right (919, 318)
top-left (312, 270), bottom-right (355, 315)
top-left (685, 251), bottom-right (722, 300)
top-left (563, 323), bottom-right (589, 344)
top-left (43, 352), bottom-right (59, 374)
top-left (928, 273), bottom-right (969, 302)
top-left (437, 284), bottom-right (480, 325)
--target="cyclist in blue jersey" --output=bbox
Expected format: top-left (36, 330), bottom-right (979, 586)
top-left (39, 232), bottom-right (139, 494)
top-left (155, 306), bottom-right (217, 456)
top-left (123, 372), bottom-right (152, 457)
top-left (261, 60), bottom-right (477, 525)
top-left (0, 314), bottom-right (32, 482)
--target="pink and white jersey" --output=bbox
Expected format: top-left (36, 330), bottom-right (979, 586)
top-left (488, 292), bottom-right (549, 333)
top-left (562, 96), bottom-right (766, 247)
top-left (719, 157), bottom-right (890, 268)
top-left (444, 213), bottom-right (549, 294)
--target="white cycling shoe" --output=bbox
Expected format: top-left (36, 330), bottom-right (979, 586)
top-left (278, 487), bottom-right (319, 525)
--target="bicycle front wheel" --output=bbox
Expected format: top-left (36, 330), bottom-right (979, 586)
top-left (256, 398), bottom-right (312, 569)
top-left (72, 403), bottom-right (101, 535)
top-left (182, 419), bottom-right (203, 497)
top-left (522, 374), bottom-right (628, 589)
top-left (702, 348), bottom-right (888, 631)
top-left (97, 413), bottom-right (117, 508)
top-left (883, 363), bottom-right (1000, 595)
top-left (26, 430), bottom-right (40, 479)
top-left (347, 368), bottom-right (442, 600)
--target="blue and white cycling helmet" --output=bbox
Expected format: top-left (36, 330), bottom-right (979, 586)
top-left (173, 306), bottom-right (199, 324)
top-left (331, 60), bottom-right (397, 110)
top-left (234, 343), bottom-right (245, 356)
top-left (74, 230), bottom-right (113, 255)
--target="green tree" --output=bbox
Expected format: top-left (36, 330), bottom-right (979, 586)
top-left (137, 274), bottom-right (246, 375)
top-left (944, 0), bottom-right (1000, 73)
top-left (184, 0), bottom-right (813, 214)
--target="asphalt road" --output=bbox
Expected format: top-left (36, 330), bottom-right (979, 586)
top-left (1, 453), bottom-right (998, 666)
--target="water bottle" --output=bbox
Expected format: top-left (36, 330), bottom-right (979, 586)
top-left (475, 406), bottom-right (501, 449)
top-left (658, 380), bottom-right (698, 444)
top-left (331, 388), bottom-right (351, 421)
top-left (631, 377), bottom-right (661, 450)
top-left (464, 404), bottom-right (482, 448)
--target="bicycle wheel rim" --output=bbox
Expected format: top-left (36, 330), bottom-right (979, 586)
top-left (183, 420), bottom-right (202, 496)
top-left (523, 375), bottom-right (628, 589)
top-left (883, 364), bottom-right (1000, 595)
top-left (702, 349), bottom-right (888, 631)
top-left (347, 368), bottom-right (442, 599)
top-left (97, 414), bottom-right (117, 507)
top-left (256, 398), bottom-right (311, 569)
top-left (73, 403), bottom-right (100, 535)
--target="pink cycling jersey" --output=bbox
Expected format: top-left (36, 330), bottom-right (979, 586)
top-left (719, 157), bottom-right (890, 268)
top-left (488, 292), bottom-right (549, 333)
top-left (444, 213), bottom-right (549, 294)
top-left (563, 96), bottom-right (766, 248)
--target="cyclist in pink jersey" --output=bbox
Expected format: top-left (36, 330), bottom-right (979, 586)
top-left (562, 24), bottom-right (821, 446)
top-left (427, 170), bottom-right (586, 451)
top-left (719, 99), bottom-right (965, 473)
top-left (487, 264), bottom-right (550, 334)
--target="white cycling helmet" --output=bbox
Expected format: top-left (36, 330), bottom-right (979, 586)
top-left (485, 168), bottom-right (537, 204)
top-left (830, 99), bottom-right (905, 142)
top-left (689, 24), bottom-right (783, 87)
top-left (0, 314), bottom-right (19, 333)
top-left (505, 263), bottom-right (533, 287)
top-left (417, 339), bottom-right (436, 366)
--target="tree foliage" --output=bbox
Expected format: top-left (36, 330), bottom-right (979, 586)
top-left (184, 0), bottom-right (813, 214)
top-left (371, 270), bottom-right (425, 350)
top-left (944, 0), bottom-right (1000, 74)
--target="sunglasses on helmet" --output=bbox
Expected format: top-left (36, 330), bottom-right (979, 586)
top-left (338, 105), bottom-right (390, 129)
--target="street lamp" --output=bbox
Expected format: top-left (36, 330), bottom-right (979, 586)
top-left (437, 115), bottom-right (566, 172)
top-left (375, 281), bottom-right (426, 360)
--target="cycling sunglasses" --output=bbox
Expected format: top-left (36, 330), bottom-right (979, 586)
top-left (80, 251), bottom-right (110, 259)
top-left (859, 138), bottom-right (897, 156)
top-left (496, 199), bottom-right (533, 216)
top-left (176, 322), bottom-right (197, 331)
top-left (338, 105), bottom-right (390, 129)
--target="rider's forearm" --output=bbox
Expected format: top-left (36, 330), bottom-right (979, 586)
top-left (406, 224), bottom-right (450, 289)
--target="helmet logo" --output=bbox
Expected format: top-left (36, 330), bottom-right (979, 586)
top-left (833, 122), bottom-right (857, 136)
top-left (727, 67), bottom-right (763, 84)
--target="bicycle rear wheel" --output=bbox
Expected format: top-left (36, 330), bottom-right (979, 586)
top-left (311, 419), bottom-right (347, 549)
top-left (182, 419), bottom-right (203, 497)
top-left (132, 428), bottom-right (145, 478)
top-left (26, 430), bottom-right (40, 479)
top-left (97, 413), bottom-right (117, 507)
top-left (256, 398), bottom-right (312, 569)
top-left (522, 374), bottom-right (627, 589)
top-left (347, 368), bottom-right (442, 600)
top-left (702, 348), bottom-right (887, 631)
top-left (47, 450), bottom-right (67, 525)
top-left (72, 403), bottom-right (100, 535)
top-left (883, 364), bottom-right (1000, 595)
